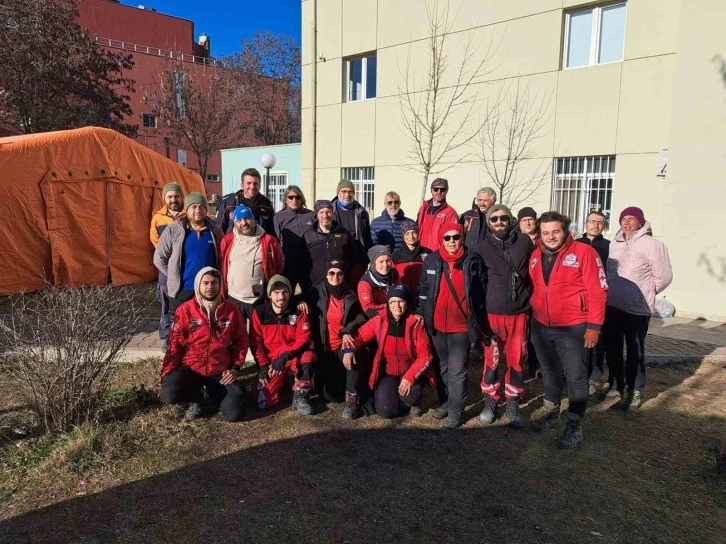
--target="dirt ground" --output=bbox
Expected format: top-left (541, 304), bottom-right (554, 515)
top-left (1, 355), bottom-right (724, 543)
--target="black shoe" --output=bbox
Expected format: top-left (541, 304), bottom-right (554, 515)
top-left (342, 392), bottom-right (359, 420)
top-left (531, 402), bottom-right (560, 432)
top-left (443, 415), bottom-right (461, 429)
top-left (478, 396), bottom-right (497, 424)
top-left (431, 403), bottom-right (448, 420)
top-left (505, 398), bottom-right (524, 430)
top-left (557, 413), bottom-right (583, 449)
top-left (292, 390), bottom-right (313, 416)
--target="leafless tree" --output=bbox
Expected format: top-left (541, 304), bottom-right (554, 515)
top-left (397, 0), bottom-right (502, 202)
top-left (477, 78), bottom-right (555, 209)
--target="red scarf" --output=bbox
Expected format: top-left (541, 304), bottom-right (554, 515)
top-left (439, 245), bottom-right (465, 263)
top-left (438, 222), bottom-right (465, 264)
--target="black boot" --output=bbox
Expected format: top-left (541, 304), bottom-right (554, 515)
top-left (478, 396), bottom-right (497, 424)
top-left (505, 398), bottom-right (524, 430)
top-left (531, 400), bottom-right (560, 432)
top-left (342, 391), bottom-right (359, 420)
top-left (292, 390), bottom-right (313, 416)
top-left (557, 413), bottom-right (583, 449)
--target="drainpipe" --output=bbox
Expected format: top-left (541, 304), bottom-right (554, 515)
top-left (310, 0), bottom-right (318, 202)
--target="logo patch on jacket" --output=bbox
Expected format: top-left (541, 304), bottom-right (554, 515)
top-left (302, 321), bottom-right (310, 331)
top-left (563, 253), bottom-right (579, 268)
top-left (437, 213), bottom-right (447, 219)
top-left (190, 318), bottom-right (203, 331)
top-left (288, 315), bottom-right (297, 326)
top-left (218, 319), bottom-right (232, 328)
top-left (530, 257), bottom-right (538, 268)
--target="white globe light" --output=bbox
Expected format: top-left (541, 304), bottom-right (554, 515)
top-left (261, 153), bottom-right (276, 169)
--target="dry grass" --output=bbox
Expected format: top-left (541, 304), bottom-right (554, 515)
top-left (1, 357), bottom-right (724, 543)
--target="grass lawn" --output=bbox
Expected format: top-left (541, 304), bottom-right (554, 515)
top-left (1, 356), bottom-right (724, 543)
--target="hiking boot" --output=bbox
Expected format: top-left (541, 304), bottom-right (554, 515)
top-left (619, 390), bottom-right (642, 411)
top-left (292, 390), bottom-right (313, 416)
top-left (478, 396), bottom-right (497, 425)
top-left (184, 402), bottom-right (202, 421)
top-left (557, 413), bottom-right (583, 449)
top-left (505, 398), bottom-right (524, 430)
top-left (588, 380), bottom-right (597, 396)
top-left (408, 405), bottom-right (423, 418)
top-left (342, 392), bottom-right (359, 420)
top-left (531, 401), bottom-right (560, 432)
top-left (431, 403), bottom-right (448, 420)
top-left (443, 415), bottom-right (461, 429)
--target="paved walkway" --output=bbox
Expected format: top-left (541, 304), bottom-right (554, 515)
top-left (121, 315), bottom-right (726, 364)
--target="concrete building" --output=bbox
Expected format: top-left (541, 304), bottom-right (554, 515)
top-left (301, 0), bottom-right (726, 320)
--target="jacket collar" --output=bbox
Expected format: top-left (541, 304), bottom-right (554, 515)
top-left (615, 221), bottom-right (652, 243)
top-left (379, 209), bottom-right (405, 220)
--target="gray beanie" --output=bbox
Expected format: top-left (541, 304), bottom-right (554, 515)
top-left (368, 245), bottom-right (391, 264)
top-left (267, 274), bottom-right (292, 296)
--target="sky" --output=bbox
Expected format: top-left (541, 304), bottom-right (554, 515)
top-left (127, 0), bottom-right (302, 57)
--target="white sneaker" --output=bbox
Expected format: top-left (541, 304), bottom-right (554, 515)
top-left (605, 386), bottom-right (621, 399)
top-left (588, 380), bottom-right (597, 395)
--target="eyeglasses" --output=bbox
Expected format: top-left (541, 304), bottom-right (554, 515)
top-left (432, 187), bottom-right (447, 193)
top-left (443, 234), bottom-right (461, 242)
top-left (587, 220), bottom-right (605, 225)
top-left (327, 271), bottom-right (344, 278)
top-left (287, 195), bottom-right (301, 201)
top-left (386, 200), bottom-right (401, 206)
top-left (489, 215), bottom-right (510, 223)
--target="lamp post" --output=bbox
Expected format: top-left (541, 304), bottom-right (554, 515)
top-left (260, 153), bottom-right (276, 196)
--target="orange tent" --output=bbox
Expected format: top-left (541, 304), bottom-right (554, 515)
top-left (0, 127), bottom-right (205, 295)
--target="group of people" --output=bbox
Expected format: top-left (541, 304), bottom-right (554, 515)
top-left (150, 168), bottom-right (673, 449)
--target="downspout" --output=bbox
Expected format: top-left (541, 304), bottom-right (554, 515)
top-left (310, 0), bottom-right (318, 202)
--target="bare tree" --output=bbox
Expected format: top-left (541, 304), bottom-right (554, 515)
top-left (397, 0), bottom-right (502, 202)
top-left (143, 60), bottom-right (248, 183)
top-left (477, 79), bottom-right (554, 209)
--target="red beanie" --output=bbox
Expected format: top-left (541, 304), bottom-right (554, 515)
top-left (439, 222), bottom-right (463, 239)
top-left (619, 206), bottom-right (645, 226)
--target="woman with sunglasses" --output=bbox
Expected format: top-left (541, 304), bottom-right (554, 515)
top-left (273, 185), bottom-right (315, 292)
top-left (415, 223), bottom-right (488, 429)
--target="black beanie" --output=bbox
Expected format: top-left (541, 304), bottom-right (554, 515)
top-left (517, 207), bottom-right (537, 221)
top-left (387, 285), bottom-right (412, 305)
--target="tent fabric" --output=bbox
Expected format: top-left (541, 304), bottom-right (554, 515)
top-left (0, 126), bottom-right (205, 295)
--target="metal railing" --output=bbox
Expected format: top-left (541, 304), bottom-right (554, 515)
top-left (95, 37), bottom-right (222, 67)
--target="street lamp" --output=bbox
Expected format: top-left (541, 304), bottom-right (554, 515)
top-left (261, 153), bottom-right (276, 195)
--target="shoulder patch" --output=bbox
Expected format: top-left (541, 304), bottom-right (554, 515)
top-left (288, 314), bottom-right (298, 326)
top-left (562, 253), bottom-right (579, 268)
top-left (530, 257), bottom-right (538, 268)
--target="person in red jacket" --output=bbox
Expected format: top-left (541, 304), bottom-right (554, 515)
top-left (528, 211), bottom-right (608, 448)
top-left (416, 178), bottom-right (459, 251)
top-left (392, 220), bottom-right (432, 300)
top-left (250, 275), bottom-right (316, 415)
top-left (358, 245), bottom-right (401, 312)
top-left (220, 205), bottom-right (284, 323)
top-left (160, 267), bottom-right (249, 422)
top-left (342, 285), bottom-right (435, 419)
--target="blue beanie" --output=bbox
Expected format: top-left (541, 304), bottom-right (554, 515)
top-left (233, 205), bottom-right (254, 222)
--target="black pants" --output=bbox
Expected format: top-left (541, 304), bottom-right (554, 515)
top-left (228, 295), bottom-right (262, 324)
top-left (526, 311), bottom-right (540, 375)
top-left (587, 340), bottom-right (606, 381)
top-left (169, 289), bottom-right (195, 313)
top-left (374, 374), bottom-right (424, 419)
top-left (432, 332), bottom-right (470, 418)
top-left (602, 306), bottom-right (650, 394)
top-left (315, 350), bottom-right (360, 401)
top-left (530, 320), bottom-right (588, 418)
top-left (157, 272), bottom-right (171, 340)
top-left (160, 367), bottom-right (246, 422)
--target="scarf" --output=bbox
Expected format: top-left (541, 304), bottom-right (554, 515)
top-left (336, 200), bottom-right (354, 210)
top-left (439, 245), bottom-right (465, 264)
top-left (327, 282), bottom-right (347, 300)
top-left (368, 266), bottom-right (391, 287)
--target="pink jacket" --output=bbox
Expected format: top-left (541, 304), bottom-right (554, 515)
top-left (606, 222), bottom-right (673, 316)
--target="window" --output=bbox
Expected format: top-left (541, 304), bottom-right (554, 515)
top-left (346, 54), bottom-right (376, 102)
top-left (341, 167), bottom-right (375, 211)
top-left (206, 174), bottom-right (219, 183)
top-left (264, 172), bottom-right (289, 212)
top-left (564, 3), bottom-right (626, 69)
top-left (176, 149), bottom-right (187, 166)
top-left (173, 70), bottom-right (186, 118)
top-left (142, 113), bottom-right (157, 128)
top-left (551, 156), bottom-right (615, 232)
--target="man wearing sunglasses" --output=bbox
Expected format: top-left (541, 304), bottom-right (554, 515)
top-left (371, 191), bottom-right (413, 251)
top-left (415, 178), bottom-right (459, 251)
top-left (274, 185), bottom-right (315, 292)
top-left (475, 204), bottom-right (535, 429)
top-left (460, 187), bottom-right (497, 252)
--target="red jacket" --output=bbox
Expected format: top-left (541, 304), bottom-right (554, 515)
top-left (161, 298), bottom-right (249, 377)
top-left (416, 200), bottom-right (459, 251)
top-left (219, 231), bottom-right (284, 292)
top-left (249, 302), bottom-right (315, 366)
top-left (357, 269), bottom-right (401, 312)
top-left (352, 309), bottom-right (436, 390)
top-left (529, 235), bottom-right (608, 330)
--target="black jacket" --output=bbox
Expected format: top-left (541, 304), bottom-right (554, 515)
top-left (415, 249), bottom-right (488, 342)
top-left (391, 244), bottom-right (433, 264)
top-left (273, 207), bottom-right (316, 268)
top-left (302, 283), bottom-right (365, 352)
top-left (475, 230), bottom-right (535, 315)
top-left (300, 221), bottom-right (357, 290)
top-left (576, 234), bottom-right (610, 264)
top-left (331, 198), bottom-right (373, 264)
top-left (460, 201), bottom-right (490, 252)
top-left (216, 191), bottom-right (276, 237)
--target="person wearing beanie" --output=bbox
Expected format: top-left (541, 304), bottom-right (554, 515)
top-left (154, 190), bottom-right (222, 325)
top-left (516, 207), bottom-right (538, 241)
top-left (331, 179), bottom-right (373, 280)
top-left (216, 167), bottom-right (276, 237)
top-left (371, 191), bottom-right (414, 252)
top-left (249, 274), bottom-right (316, 416)
top-left (392, 220), bottom-right (433, 299)
top-left (300, 200), bottom-right (358, 290)
top-left (150, 181), bottom-right (186, 347)
top-left (341, 285), bottom-right (436, 420)
top-left (358, 245), bottom-right (401, 312)
top-left (160, 267), bottom-right (248, 422)
top-left (415, 222), bottom-right (487, 429)
top-left (219, 204), bottom-right (284, 323)
top-left (460, 187), bottom-right (497, 252)
top-left (416, 177), bottom-right (459, 251)
top-left (274, 185), bottom-right (315, 292)
top-left (474, 204), bottom-right (535, 429)
top-left (603, 206), bottom-right (672, 410)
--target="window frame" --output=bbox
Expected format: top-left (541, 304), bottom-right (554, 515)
top-left (265, 171), bottom-right (289, 212)
top-left (142, 113), bottom-right (157, 128)
top-left (563, 2), bottom-right (627, 70)
top-left (206, 174), bottom-right (220, 183)
top-left (341, 167), bottom-right (375, 212)
top-left (345, 53), bottom-right (377, 103)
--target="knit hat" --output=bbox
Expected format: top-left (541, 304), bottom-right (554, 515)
top-left (439, 222), bottom-right (463, 239)
top-left (517, 207), bottom-right (537, 221)
top-left (267, 274), bottom-right (291, 296)
top-left (327, 260), bottom-right (349, 276)
top-left (162, 182), bottom-right (183, 198)
top-left (337, 179), bottom-right (355, 193)
top-left (619, 206), bottom-right (645, 226)
top-left (184, 192), bottom-right (207, 210)
top-left (315, 199), bottom-right (333, 214)
top-left (400, 220), bottom-right (419, 234)
top-left (387, 284), bottom-right (412, 305)
top-left (233, 204), bottom-right (254, 222)
top-left (431, 177), bottom-right (449, 190)
top-left (486, 204), bottom-right (513, 224)
top-left (368, 245), bottom-right (391, 264)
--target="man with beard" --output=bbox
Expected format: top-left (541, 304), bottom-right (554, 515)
top-left (475, 204), bottom-right (534, 429)
top-left (216, 168), bottom-right (276, 236)
top-left (150, 182), bottom-right (185, 347)
top-left (460, 187), bottom-right (497, 252)
top-left (528, 211), bottom-right (608, 448)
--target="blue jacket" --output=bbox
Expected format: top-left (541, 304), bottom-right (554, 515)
top-left (370, 209), bottom-right (411, 251)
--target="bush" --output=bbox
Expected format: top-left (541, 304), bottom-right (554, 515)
top-left (0, 283), bottom-right (141, 435)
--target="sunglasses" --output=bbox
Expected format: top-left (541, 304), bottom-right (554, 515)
top-left (327, 271), bottom-right (344, 277)
top-left (386, 200), bottom-right (401, 206)
top-left (432, 187), bottom-right (448, 193)
top-left (443, 234), bottom-right (461, 242)
top-left (286, 195), bottom-right (301, 201)
top-left (489, 215), bottom-right (510, 223)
